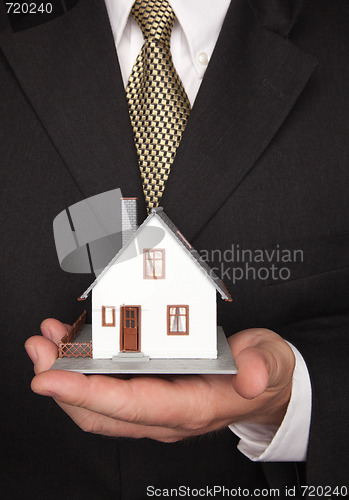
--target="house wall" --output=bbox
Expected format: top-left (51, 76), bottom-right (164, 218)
top-left (92, 217), bottom-right (218, 359)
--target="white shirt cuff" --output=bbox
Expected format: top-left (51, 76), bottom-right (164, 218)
top-left (228, 341), bottom-right (312, 462)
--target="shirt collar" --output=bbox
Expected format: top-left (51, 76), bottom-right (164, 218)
top-left (104, 0), bottom-right (134, 47)
top-left (104, 0), bottom-right (231, 77)
top-left (170, 0), bottom-right (231, 77)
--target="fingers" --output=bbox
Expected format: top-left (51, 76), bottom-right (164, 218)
top-left (26, 317), bottom-right (210, 441)
top-left (30, 368), bottom-right (225, 441)
top-left (40, 318), bottom-right (69, 345)
top-left (25, 317), bottom-right (222, 440)
top-left (25, 318), bottom-right (70, 373)
top-left (25, 335), bottom-right (59, 374)
top-left (33, 371), bottom-right (229, 441)
top-left (25, 318), bottom-right (69, 374)
top-left (25, 318), bottom-right (69, 372)
top-left (54, 400), bottom-right (188, 442)
top-left (25, 323), bottom-right (295, 440)
top-left (31, 370), bottom-right (208, 430)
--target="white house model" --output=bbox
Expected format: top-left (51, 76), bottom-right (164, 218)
top-left (78, 202), bottom-right (232, 361)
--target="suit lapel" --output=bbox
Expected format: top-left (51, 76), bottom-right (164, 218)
top-left (0, 0), bottom-right (318, 236)
top-left (162, 0), bottom-right (318, 241)
top-left (0, 0), bottom-right (147, 216)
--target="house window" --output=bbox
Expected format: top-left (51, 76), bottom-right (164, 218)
top-left (167, 306), bottom-right (189, 335)
top-left (102, 306), bottom-right (115, 326)
top-left (144, 249), bottom-right (165, 279)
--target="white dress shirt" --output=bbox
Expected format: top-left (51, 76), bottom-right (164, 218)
top-left (104, 0), bottom-right (230, 106)
top-left (104, 0), bottom-right (312, 462)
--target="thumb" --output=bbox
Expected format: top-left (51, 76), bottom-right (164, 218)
top-left (232, 346), bottom-right (270, 399)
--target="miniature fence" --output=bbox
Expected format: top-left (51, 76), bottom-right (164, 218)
top-left (58, 341), bottom-right (92, 358)
top-left (58, 310), bottom-right (92, 358)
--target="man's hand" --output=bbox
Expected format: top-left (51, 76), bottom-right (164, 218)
top-left (25, 320), bottom-right (295, 442)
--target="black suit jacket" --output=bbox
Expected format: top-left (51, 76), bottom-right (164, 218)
top-left (1, 0), bottom-right (348, 498)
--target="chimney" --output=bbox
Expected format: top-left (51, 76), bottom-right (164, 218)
top-left (121, 198), bottom-right (138, 246)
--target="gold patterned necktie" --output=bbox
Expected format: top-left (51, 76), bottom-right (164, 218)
top-left (126, 0), bottom-right (191, 212)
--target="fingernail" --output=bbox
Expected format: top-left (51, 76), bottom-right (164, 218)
top-left (25, 345), bottom-right (38, 365)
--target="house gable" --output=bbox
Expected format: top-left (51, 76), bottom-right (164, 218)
top-left (79, 208), bottom-right (232, 302)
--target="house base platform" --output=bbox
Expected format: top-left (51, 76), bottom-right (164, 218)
top-left (50, 326), bottom-right (237, 374)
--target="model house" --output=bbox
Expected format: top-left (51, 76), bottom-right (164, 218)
top-left (76, 200), bottom-right (232, 361)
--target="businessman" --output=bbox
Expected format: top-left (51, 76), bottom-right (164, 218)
top-left (1, 0), bottom-right (348, 498)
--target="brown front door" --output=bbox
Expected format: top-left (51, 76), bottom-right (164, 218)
top-left (121, 306), bottom-right (140, 351)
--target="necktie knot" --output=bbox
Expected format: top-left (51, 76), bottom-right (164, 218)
top-left (131, 0), bottom-right (175, 44)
